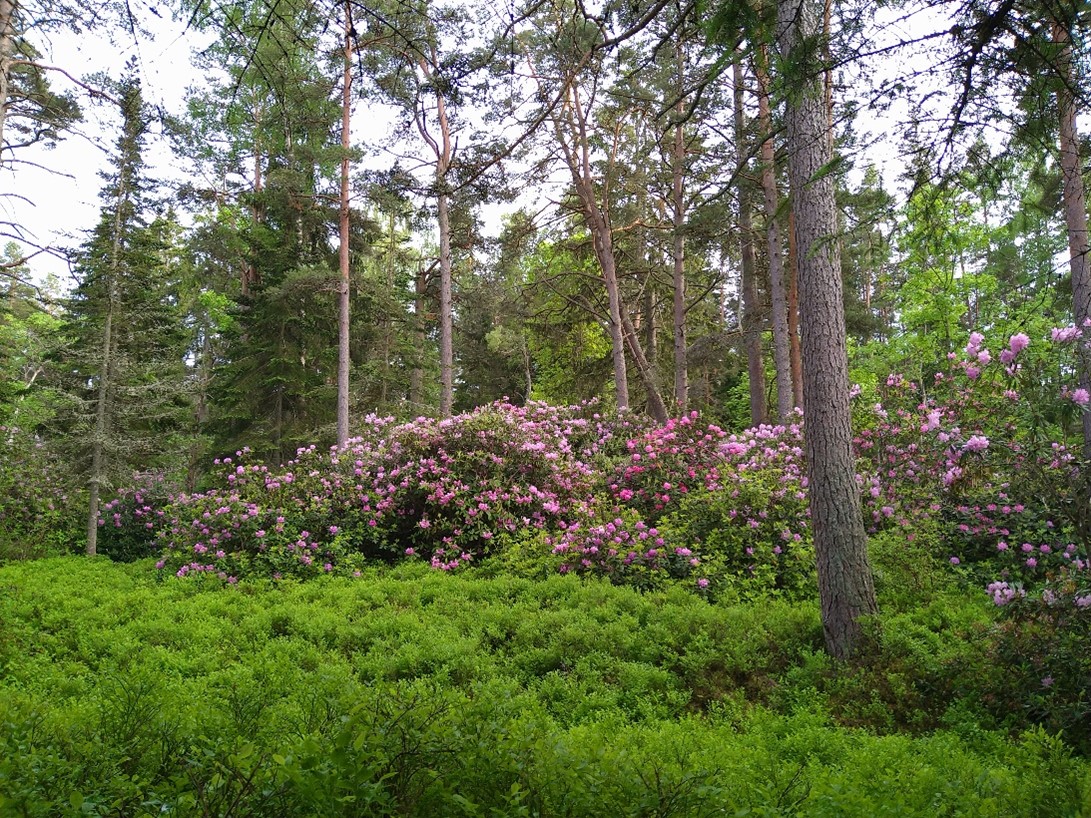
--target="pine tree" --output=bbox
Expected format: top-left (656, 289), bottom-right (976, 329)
top-left (57, 65), bottom-right (188, 556)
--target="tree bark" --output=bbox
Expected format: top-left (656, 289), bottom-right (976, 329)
top-left (622, 309), bottom-right (669, 423)
top-left (336, 2), bottom-right (352, 445)
top-left (787, 208), bottom-right (804, 407)
top-left (778, 0), bottom-right (877, 659)
top-left (410, 262), bottom-right (426, 408)
top-left (671, 98), bottom-right (688, 411)
top-left (86, 171), bottom-right (127, 557)
top-left (0, 0), bottom-right (15, 165)
top-left (415, 53), bottom-right (455, 418)
top-left (734, 53), bottom-right (766, 426)
top-left (756, 48), bottom-right (794, 421)
top-left (436, 187), bottom-right (454, 417)
top-left (1053, 19), bottom-right (1091, 460)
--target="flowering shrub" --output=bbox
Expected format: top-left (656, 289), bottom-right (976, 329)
top-left (850, 327), bottom-right (1091, 602)
top-left (151, 324), bottom-right (1091, 602)
top-left (157, 402), bottom-right (628, 580)
top-left (661, 424), bottom-right (813, 600)
top-left (94, 472), bottom-right (176, 562)
top-left (0, 425), bottom-right (81, 559)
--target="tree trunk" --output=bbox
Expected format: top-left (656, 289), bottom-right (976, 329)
top-left (336, 3), bottom-right (352, 445)
top-left (756, 49), bottom-right (794, 421)
top-left (437, 188), bottom-right (454, 417)
top-left (671, 91), bottom-right (688, 411)
top-left (410, 262), bottom-right (426, 407)
top-left (1053, 19), bottom-right (1091, 460)
top-left (86, 170), bottom-right (127, 557)
top-left (413, 52), bottom-right (456, 417)
top-left (734, 53), bottom-right (766, 426)
top-left (564, 82), bottom-right (631, 414)
top-left (380, 210), bottom-right (395, 406)
top-left (592, 218), bottom-right (632, 413)
top-left (622, 309), bottom-right (669, 423)
top-left (0, 0), bottom-right (15, 165)
top-left (243, 99), bottom-right (264, 298)
top-left (788, 208), bottom-right (804, 408)
top-left (778, 0), bottom-right (877, 659)
top-left (85, 310), bottom-right (112, 557)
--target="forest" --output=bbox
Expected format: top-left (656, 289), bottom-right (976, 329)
top-left (2, 0), bottom-right (1091, 814)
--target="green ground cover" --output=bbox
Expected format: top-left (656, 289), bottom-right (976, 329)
top-left (1, 557), bottom-right (1088, 817)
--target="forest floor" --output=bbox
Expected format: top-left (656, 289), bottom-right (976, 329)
top-left (1, 556), bottom-right (1089, 816)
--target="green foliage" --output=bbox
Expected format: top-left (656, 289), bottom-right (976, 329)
top-left (663, 461), bottom-right (815, 601)
top-left (1, 558), bottom-right (1089, 816)
top-left (982, 584), bottom-right (1091, 754)
top-left (0, 425), bottom-right (82, 560)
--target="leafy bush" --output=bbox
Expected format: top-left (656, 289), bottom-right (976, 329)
top-left (0, 425), bottom-right (81, 560)
top-left (1, 559), bottom-right (1089, 817)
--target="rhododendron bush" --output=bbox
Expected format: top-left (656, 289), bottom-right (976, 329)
top-left (146, 327), bottom-right (1089, 611)
top-left (154, 402), bottom-right (818, 593)
top-left (852, 326), bottom-right (1091, 605)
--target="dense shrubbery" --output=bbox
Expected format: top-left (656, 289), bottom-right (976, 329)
top-left (6, 326), bottom-right (1091, 765)
top-left (2, 558), bottom-right (1089, 816)
top-left (0, 424), bottom-right (81, 560)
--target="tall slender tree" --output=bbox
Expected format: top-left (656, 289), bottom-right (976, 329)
top-left (59, 67), bottom-right (187, 556)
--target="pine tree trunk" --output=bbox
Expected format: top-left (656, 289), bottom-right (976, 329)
top-left (381, 210), bottom-right (395, 406)
top-left (756, 50), bottom-right (794, 421)
top-left (437, 189), bottom-right (454, 417)
top-left (595, 216), bottom-right (631, 414)
top-left (0, 0), bottom-right (15, 165)
top-left (788, 208), bottom-right (804, 408)
top-left (410, 263), bottom-right (426, 407)
top-left (336, 4), bottom-right (352, 444)
top-left (734, 54), bottom-right (766, 426)
top-left (671, 112), bottom-right (688, 411)
top-left (1053, 19), bottom-right (1091, 460)
top-left (778, 0), bottom-right (876, 659)
top-left (622, 309), bottom-right (669, 423)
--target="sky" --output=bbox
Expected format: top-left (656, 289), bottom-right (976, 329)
top-left (4, 4), bottom-right (1085, 287)
top-left (2, 11), bottom-right (212, 284)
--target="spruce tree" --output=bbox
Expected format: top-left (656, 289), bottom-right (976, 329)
top-left (58, 63), bottom-right (187, 556)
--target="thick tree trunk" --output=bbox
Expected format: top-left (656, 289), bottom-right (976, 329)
top-left (734, 54), bottom-right (766, 426)
top-left (336, 4), bottom-right (352, 444)
top-left (1053, 19), bottom-right (1091, 460)
top-left (756, 50), bottom-right (794, 421)
top-left (778, 0), bottom-right (877, 659)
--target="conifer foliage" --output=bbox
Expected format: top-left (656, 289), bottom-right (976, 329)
top-left (56, 63), bottom-right (188, 556)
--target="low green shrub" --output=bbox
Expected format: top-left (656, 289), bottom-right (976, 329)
top-left (1, 559), bottom-right (1088, 817)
